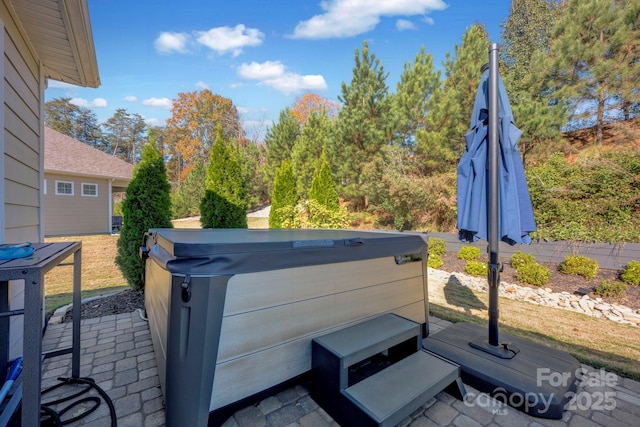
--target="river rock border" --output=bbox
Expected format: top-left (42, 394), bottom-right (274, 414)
top-left (429, 268), bottom-right (640, 327)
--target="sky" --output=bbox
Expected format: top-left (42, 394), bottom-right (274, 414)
top-left (45, 0), bottom-right (512, 141)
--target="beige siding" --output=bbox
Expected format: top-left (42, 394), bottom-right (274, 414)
top-left (44, 173), bottom-right (110, 236)
top-left (1, 6), bottom-right (43, 362)
top-left (3, 17), bottom-right (41, 243)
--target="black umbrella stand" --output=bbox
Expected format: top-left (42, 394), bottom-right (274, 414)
top-left (467, 43), bottom-right (520, 359)
top-left (423, 43), bottom-right (581, 420)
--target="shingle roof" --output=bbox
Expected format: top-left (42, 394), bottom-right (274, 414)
top-left (44, 127), bottom-right (133, 180)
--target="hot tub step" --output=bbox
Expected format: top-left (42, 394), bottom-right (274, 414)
top-left (343, 351), bottom-right (461, 427)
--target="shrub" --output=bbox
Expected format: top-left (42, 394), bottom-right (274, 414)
top-left (516, 263), bottom-right (551, 287)
top-left (594, 280), bottom-right (628, 298)
top-left (116, 142), bottom-right (173, 291)
top-left (458, 245), bottom-right (481, 261)
top-left (427, 253), bottom-right (444, 269)
top-left (309, 151), bottom-right (339, 211)
top-left (620, 260), bottom-right (640, 286)
top-left (511, 251), bottom-right (536, 270)
top-left (559, 255), bottom-right (599, 280)
top-left (428, 237), bottom-right (447, 256)
top-left (465, 260), bottom-right (487, 277)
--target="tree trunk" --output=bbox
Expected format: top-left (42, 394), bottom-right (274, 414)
top-left (596, 81), bottom-right (605, 145)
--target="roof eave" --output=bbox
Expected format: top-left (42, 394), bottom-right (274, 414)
top-left (10, 0), bottom-right (100, 89)
top-left (59, 0), bottom-right (100, 88)
top-left (53, 0), bottom-right (100, 88)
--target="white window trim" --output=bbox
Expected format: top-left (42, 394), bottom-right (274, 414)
top-left (81, 182), bottom-right (98, 197)
top-left (43, 178), bottom-right (47, 195)
top-left (55, 180), bottom-right (74, 196)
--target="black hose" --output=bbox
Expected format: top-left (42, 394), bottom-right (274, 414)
top-left (12, 376), bottom-right (117, 427)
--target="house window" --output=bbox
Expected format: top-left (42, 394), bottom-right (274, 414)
top-left (82, 183), bottom-right (98, 197)
top-left (55, 180), bottom-right (74, 196)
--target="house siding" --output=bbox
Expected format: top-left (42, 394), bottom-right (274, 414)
top-left (44, 173), bottom-right (110, 236)
top-left (1, 5), bottom-right (43, 361)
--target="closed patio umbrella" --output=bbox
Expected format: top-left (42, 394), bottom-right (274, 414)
top-left (457, 65), bottom-right (536, 246)
top-left (456, 44), bottom-right (536, 355)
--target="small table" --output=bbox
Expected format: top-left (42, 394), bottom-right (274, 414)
top-left (0, 242), bottom-right (82, 426)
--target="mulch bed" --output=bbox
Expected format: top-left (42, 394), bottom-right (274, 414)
top-left (62, 289), bottom-right (145, 322)
top-left (439, 252), bottom-right (640, 311)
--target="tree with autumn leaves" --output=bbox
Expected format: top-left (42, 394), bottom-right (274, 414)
top-left (165, 89), bottom-right (245, 183)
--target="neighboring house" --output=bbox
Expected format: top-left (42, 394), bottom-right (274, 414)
top-left (0, 1), bottom-right (99, 359)
top-left (44, 127), bottom-right (133, 236)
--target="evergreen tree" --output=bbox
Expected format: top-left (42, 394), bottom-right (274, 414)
top-left (264, 108), bottom-right (300, 193)
top-left (103, 108), bottom-right (146, 163)
top-left (309, 151), bottom-right (339, 211)
top-left (335, 41), bottom-right (392, 209)
top-left (501, 0), bottom-right (567, 165)
top-left (171, 160), bottom-right (206, 219)
top-left (44, 98), bottom-right (104, 149)
top-left (291, 110), bottom-right (334, 199)
top-left (391, 45), bottom-right (441, 150)
top-left (416, 24), bottom-right (488, 175)
top-left (545, 0), bottom-right (640, 143)
top-left (200, 125), bottom-right (247, 228)
top-left (115, 141), bottom-right (173, 291)
top-left (235, 139), bottom-right (269, 210)
top-left (269, 161), bottom-right (297, 229)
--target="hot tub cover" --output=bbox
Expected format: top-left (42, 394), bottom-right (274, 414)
top-left (143, 229), bottom-right (427, 275)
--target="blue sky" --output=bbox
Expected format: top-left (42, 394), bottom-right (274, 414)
top-left (45, 0), bottom-right (511, 141)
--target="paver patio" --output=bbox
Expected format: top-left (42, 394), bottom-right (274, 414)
top-left (38, 312), bottom-right (640, 426)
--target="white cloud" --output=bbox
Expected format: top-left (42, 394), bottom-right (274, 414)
top-left (423, 16), bottom-right (435, 25)
top-left (237, 61), bottom-right (327, 95)
top-left (396, 19), bottom-right (416, 31)
top-left (70, 97), bottom-right (107, 108)
top-left (124, 95), bottom-right (137, 102)
top-left (195, 81), bottom-right (209, 89)
top-left (238, 61), bottom-right (286, 80)
top-left (196, 24), bottom-right (264, 57)
top-left (291, 0), bottom-right (446, 39)
top-left (154, 32), bottom-right (190, 54)
top-left (142, 97), bottom-right (172, 109)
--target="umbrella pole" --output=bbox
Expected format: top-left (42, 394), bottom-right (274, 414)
top-left (469, 43), bottom-right (519, 359)
top-left (487, 43), bottom-right (500, 348)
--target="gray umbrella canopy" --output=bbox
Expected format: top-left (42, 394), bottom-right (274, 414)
top-left (457, 68), bottom-right (536, 246)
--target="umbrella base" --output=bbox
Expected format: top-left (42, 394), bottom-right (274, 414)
top-left (468, 338), bottom-right (520, 359)
top-left (423, 322), bottom-right (580, 419)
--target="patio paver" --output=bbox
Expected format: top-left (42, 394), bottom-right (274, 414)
top-left (36, 312), bottom-right (639, 426)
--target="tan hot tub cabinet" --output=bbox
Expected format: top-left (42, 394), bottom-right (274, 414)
top-left (141, 228), bottom-right (430, 426)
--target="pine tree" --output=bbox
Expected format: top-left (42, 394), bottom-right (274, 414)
top-left (335, 41), bottom-right (392, 209)
top-left (269, 161), bottom-right (297, 229)
top-left (416, 24), bottom-right (488, 175)
top-left (291, 110), bottom-right (333, 199)
top-left (501, 0), bottom-right (566, 165)
top-left (200, 125), bottom-right (247, 228)
top-left (171, 160), bottom-right (206, 219)
top-left (392, 45), bottom-right (441, 150)
top-left (115, 141), bottom-right (173, 291)
top-left (545, 0), bottom-right (640, 143)
top-left (264, 108), bottom-right (300, 193)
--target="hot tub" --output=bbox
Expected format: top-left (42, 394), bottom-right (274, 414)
top-left (141, 228), bottom-right (429, 426)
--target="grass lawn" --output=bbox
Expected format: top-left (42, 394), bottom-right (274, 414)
top-left (428, 276), bottom-right (640, 381)
top-left (44, 216), bottom-right (267, 312)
